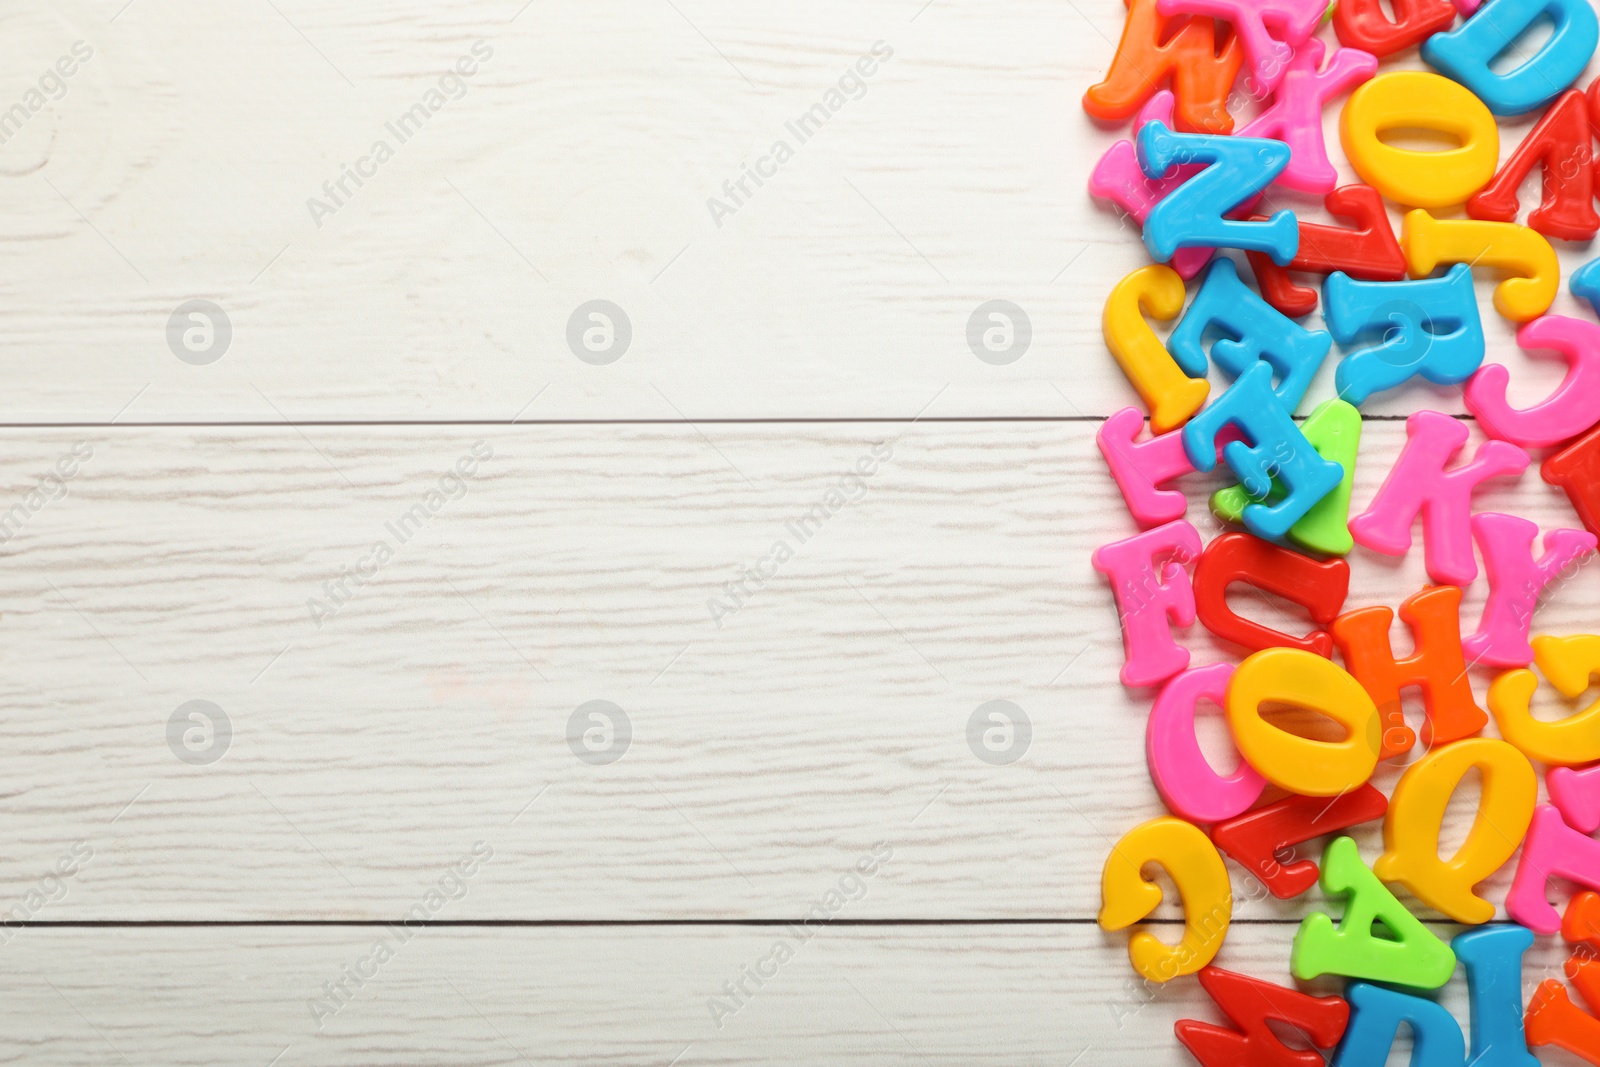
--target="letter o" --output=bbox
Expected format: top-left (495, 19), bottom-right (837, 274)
top-left (1226, 647), bottom-right (1381, 796)
top-left (1340, 71), bottom-right (1499, 209)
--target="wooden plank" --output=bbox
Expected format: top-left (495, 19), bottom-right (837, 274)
top-left (0, 1), bottom-right (1581, 422)
top-left (0, 420), bottom-right (1591, 919)
top-left (0, 923), bottom-right (1574, 1065)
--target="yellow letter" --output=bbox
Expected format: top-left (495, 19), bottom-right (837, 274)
top-left (1373, 738), bottom-right (1536, 924)
top-left (1403, 211), bottom-right (1558, 322)
top-left (1103, 265), bottom-right (1207, 435)
top-left (1340, 72), bottom-right (1498, 209)
top-left (1489, 634), bottom-right (1600, 766)
top-left (1226, 648), bottom-right (1380, 796)
top-left (1099, 816), bottom-right (1231, 982)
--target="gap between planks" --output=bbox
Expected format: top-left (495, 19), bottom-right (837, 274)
top-left (0, 413), bottom-right (1445, 428)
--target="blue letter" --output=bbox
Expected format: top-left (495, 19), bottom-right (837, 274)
top-left (1169, 257), bottom-right (1330, 413)
top-left (1455, 926), bottom-right (1539, 1067)
top-left (1572, 255), bottom-right (1600, 316)
top-left (1137, 121), bottom-right (1300, 265)
top-left (1334, 982), bottom-right (1466, 1067)
top-left (1324, 264), bottom-right (1485, 407)
top-left (1183, 361), bottom-right (1343, 541)
top-left (1423, 0), bottom-right (1599, 115)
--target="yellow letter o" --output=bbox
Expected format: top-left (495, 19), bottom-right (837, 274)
top-left (1340, 72), bottom-right (1498, 209)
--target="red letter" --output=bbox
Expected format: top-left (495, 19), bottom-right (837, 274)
top-left (1211, 786), bottom-right (1388, 898)
top-left (1468, 91), bottom-right (1599, 242)
top-left (1176, 967), bottom-right (1350, 1066)
top-left (1333, 0), bottom-right (1456, 57)
top-left (1194, 532), bottom-right (1349, 656)
top-left (1543, 423), bottom-right (1600, 539)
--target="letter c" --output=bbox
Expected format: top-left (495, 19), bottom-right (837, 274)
top-left (1099, 816), bottom-right (1231, 982)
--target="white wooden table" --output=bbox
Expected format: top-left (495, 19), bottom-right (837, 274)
top-left (3, 0), bottom-right (1598, 1062)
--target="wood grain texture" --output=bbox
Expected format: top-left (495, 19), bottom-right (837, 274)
top-left (0, 420), bottom-right (1592, 921)
top-left (0, 0), bottom-right (1592, 421)
top-left (0, 924), bottom-right (1577, 1065)
top-left (6, 2), bottom-right (1600, 1060)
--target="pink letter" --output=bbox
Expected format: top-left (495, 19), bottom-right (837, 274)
top-left (1239, 41), bottom-right (1378, 194)
top-left (1093, 519), bottom-right (1202, 689)
top-left (1465, 315), bottom-right (1600, 448)
top-left (1147, 662), bottom-right (1266, 823)
top-left (1508, 804), bottom-right (1600, 935)
top-left (1550, 765), bottom-right (1600, 834)
top-left (1098, 407), bottom-right (1195, 528)
top-left (1350, 410), bottom-right (1530, 585)
top-left (1088, 92), bottom-right (1214, 279)
top-left (1462, 513), bottom-right (1596, 668)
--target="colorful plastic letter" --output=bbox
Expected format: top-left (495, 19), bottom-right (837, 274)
top-left (1341, 72), bottom-right (1500, 208)
top-left (1423, 0), bottom-right (1600, 115)
top-left (1549, 767), bottom-right (1600, 834)
top-left (1403, 211), bottom-right (1560, 323)
top-left (1088, 92), bottom-right (1215, 280)
top-left (1083, 0), bottom-right (1243, 133)
top-left (1489, 634), bottom-right (1600, 767)
top-left (1245, 251), bottom-right (1320, 318)
top-left (1508, 804), bottom-right (1600, 934)
top-left (1455, 926), bottom-right (1541, 1067)
top-left (1332, 983), bottom-right (1466, 1067)
top-left (1194, 532), bottom-right (1349, 656)
top-left (1465, 315), bottom-right (1600, 448)
top-left (1350, 410), bottom-right (1530, 586)
top-left (1138, 123), bottom-right (1300, 265)
top-left (1467, 91), bottom-right (1600, 241)
top-left (1236, 41), bottom-right (1379, 195)
top-left (1099, 816), bottom-right (1231, 982)
top-left (1575, 254), bottom-right (1600, 315)
top-left (1175, 967), bottom-right (1349, 1067)
top-left (1293, 837), bottom-right (1457, 988)
top-left (1566, 954), bottom-right (1600, 1014)
top-left (1168, 257), bottom-right (1331, 411)
top-left (1256, 184), bottom-right (1407, 280)
top-left (1156, 0), bottom-right (1329, 96)
top-left (1092, 520), bottom-right (1202, 689)
top-left (1332, 586), bottom-right (1486, 758)
top-left (1374, 739), bottom-right (1538, 924)
top-left (1527, 978), bottom-right (1600, 1064)
top-left (1324, 265), bottom-right (1485, 406)
top-left (1211, 399), bottom-right (1362, 556)
top-left (1462, 515), bottom-right (1596, 668)
top-left (1564, 891), bottom-right (1600, 947)
top-left (1211, 786), bottom-right (1388, 899)
top-left (1097, 407), bottom-right (1194, 528)
top-left (1184, 363), bottom-right (1344, 541)
top-left (1543, 422), bottom-right (1600, 539)
top-left (1147, 663), bottom-right (1266, 825)
top-left (1247, 185), bottom-right (1407, 314)
top-left (1334, 0), bottom-right (1457, 57)
top-left (1226, 648), bottom-right (1380, 797)
top-left (1103, 265), bottom-right (1208, 435)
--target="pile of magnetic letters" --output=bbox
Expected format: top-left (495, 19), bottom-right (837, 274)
top-left (1087, 0), bottom-right (1600, 1061)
